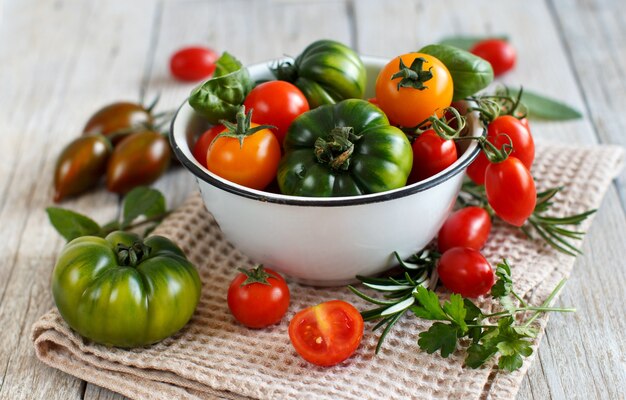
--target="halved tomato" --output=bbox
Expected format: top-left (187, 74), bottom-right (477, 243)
top-left (288, 300), bottom-right (364, 367)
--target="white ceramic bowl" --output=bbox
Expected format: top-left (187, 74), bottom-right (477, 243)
top-left (170, 56), bottom-right (482, 286)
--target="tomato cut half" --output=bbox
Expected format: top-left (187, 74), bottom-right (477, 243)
top-left (288, 300), bottom-right (364, 367)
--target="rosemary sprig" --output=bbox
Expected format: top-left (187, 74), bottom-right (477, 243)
top-left (348, 250), bottom-right (438, 353)
top-left (460, 180), bottom-right (595, 256)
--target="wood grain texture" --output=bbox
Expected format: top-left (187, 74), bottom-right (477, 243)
top-left (0, 0), bottom-right (623, 399)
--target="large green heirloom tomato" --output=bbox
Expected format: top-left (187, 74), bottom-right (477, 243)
top-left (278, 99), bottom-right (413, 197)
top-left (272, 39), bottom-right (367, 108)
top-left (52, 231), bottom-right (201, 348)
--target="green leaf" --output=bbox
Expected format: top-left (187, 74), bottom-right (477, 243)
top-left (491, 260), bottom-right (513, 298)
top-left (498, 354), bottom-right (524, 372)
top-left (463, 298), bottom-right (483, 322)
top-left (46, 207), bottom-right (102, 242)
top-left (465, 343), bottom-right (498, 368)
top-left (437, 35), bottom-right (509, 51)
top-left (412, 286), bottom-right (448, 320)
top-left (419, 44), bottom-right (494, 100)
top-left (442, 294), bottom-right (468, 331)
top-left (418, 322), bottom-right (459, 357)
top-left (506, 87), bottom-right (582, 120)
top-left (121, 187), bottom-right (166, 229)
top-left (189, 52), bottom-right (254, 124)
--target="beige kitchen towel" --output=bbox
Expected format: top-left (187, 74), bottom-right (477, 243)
top-left (32, 144), bottom-right (624, 400)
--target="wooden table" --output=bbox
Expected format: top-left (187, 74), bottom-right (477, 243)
top-left (1, 0), bottom-right (624, 398)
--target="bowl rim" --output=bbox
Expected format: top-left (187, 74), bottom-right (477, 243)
top-left (170, 59), bottom-right (484, 207)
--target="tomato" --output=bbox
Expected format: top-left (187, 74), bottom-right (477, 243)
top-left (485, 157), bottom-right (537, 227)
top-left (278, 99), bottom-right (412, 197)
top-left (53, 135), bottom-right (112, 202)
top-left (470, 39), bottom-right (516, 77)
top-left (191, 125), bottom-right (223, 168)
top-left (375, 53), bottom-right (453, 127)
top-left (272, 39), bottom-right (366, 108)
top-left (106, 131), bottom-right (171, 194)
top-left (243, 81), bottom-right (309, 145)
top-left (289, 300), bottom-right (363, 367)
top-left (437, 247), bottom-right (494, 298)
top-left (170, 46), bottom-right (218, 81)
top-left (466, 115), bottom-right (535, 185)
top-left (408, 129), bottom-right (457, 183)
top-left (83, 102), bottom-right (153, 145)
top-left (52, 231), bottom-right (201, 347)
top-left (437, 207), bottom-right (492, 253)
top-left (206, 114), bottom-right (281, 190)
top-left (227, 265), bottom-right (290, 328)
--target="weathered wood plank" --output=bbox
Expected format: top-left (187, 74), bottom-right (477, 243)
top-left (549, 0), bottom-right (626, 211)
top-left (0, 0), bottom-right (158, 398)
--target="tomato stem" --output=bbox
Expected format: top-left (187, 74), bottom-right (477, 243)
top-left (314, 126), bottom-right (361, 170)
top-left (214, 106), bottom-right (275, 149)
top-left (391, 57), bottom-right (433, 91)
top-left (116, 241), bottom-right (151, 267)
top-left (238, 265), bottom-right (273, 286)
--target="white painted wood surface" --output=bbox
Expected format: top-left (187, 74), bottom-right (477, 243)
top-left (0, 0), bottom-right (623, 399)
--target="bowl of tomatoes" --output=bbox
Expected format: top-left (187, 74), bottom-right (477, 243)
top-left (171, 48), bottom-right (483, 286)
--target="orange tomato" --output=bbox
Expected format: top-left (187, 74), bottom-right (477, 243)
top-left (206, 123), bottom-right (281, 190)
top-left (375, 53), bottom-right (453, 127)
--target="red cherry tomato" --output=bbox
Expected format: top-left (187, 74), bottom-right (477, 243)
top-left (485, 157), bottom-right (537, 227)
top-left (227, 265), bottom-right (290, 328)
top-left (467, 115), bottom-right (535, 185)
top-left (470, 39), bottom-right (516, 77)
top-left (191, 125), bottom-right (223, 168)
top-left (438, 207), bottom-right (492, 253)
top-left (408, 129), bottom-right (457, 183)
top-left (437, 247), bottom-right (495, 298)
top-left (243, 81), bottom-right (309, 145)
top-left (170, 46), bottom-right (218, 81)
top-left (289, 300), bottom-right (363, 367)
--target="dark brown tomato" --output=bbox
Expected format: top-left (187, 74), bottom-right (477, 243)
top-left (83, 102), bottom-right (153, 144)
top-left (53, 135), bottom-right (112, 202)
top-left (106, 131), bottom-right (171, 194)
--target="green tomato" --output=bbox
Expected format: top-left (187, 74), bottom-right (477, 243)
top-left (52, 231), bottom-right (201, 348)
top-left (278, 99), bottom-right (413, 197)
top-left (273, 39), bottom-right (367, 108)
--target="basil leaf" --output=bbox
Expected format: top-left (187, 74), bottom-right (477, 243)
top-left (46, 207), bottom-right (102, 241)
top-left (419, 44), bottom-right (493, 100)
top-left (507, 87), bottom-right (583, 120)
top-left (121, 187), bottom-right (166, 229)
top-left (438, 35), bottom-right (509, 51)
top-left (189, 52), bottom-right (254, 124)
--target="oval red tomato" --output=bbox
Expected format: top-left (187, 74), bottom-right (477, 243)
top-left (467, 115), bottom-right (535, 185)
top-left (408, 129), bottom-right (457, 183)
top-left (227, 265), bottom-right (290, 328)
top-left (289, 300), bottom-right (363, 367)
top-left (485, 156), bottom-right (537, 227)
top-left (192, 125), bottom-right (223, 168)
top-left (243, 81), bottom-right (309, 145)
top-left (437, 247), bottom-right (495, 298)
top-left (470, 39), bottom-right (516, 77)
top-left (170, 46), bottom-right (218, 81)
top-left (438, 206), bottom-right (492, 253)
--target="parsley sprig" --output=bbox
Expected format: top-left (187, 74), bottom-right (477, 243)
top-left (459, 180), bottom-right (595, 256)
top-left (351, 257), bottom-right (575, 371)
